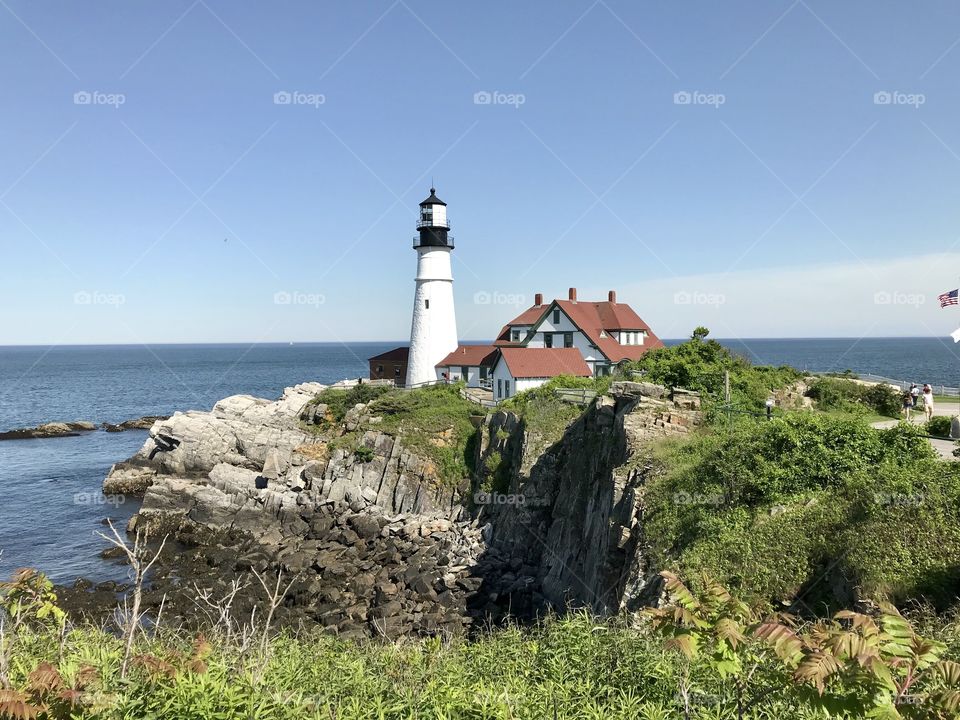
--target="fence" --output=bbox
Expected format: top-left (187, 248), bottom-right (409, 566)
top-left (553, 388), bottom-right (598, 405)
top-left (856, 374), bottom-right (960, 397)
top-left (380, 378), bottom-right (597, 408)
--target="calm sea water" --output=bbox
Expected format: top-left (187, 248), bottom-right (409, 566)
top-left (0, 338), bottom-right (953, 583)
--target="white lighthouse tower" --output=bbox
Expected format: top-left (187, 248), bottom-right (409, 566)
top-left (405, 188), bottom-right (458, 387)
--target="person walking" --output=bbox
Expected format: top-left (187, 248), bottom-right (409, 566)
top-left (922, 384), bottom-right (935, 421)
top-left (902, 390), bottom-right (914, 420)
top-left (910, 383), bottom-right (920, 405)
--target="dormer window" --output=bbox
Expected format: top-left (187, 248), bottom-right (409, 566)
top-left (552, 308), bottom-right (560, 325)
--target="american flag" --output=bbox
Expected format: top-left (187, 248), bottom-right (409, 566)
top-left (940, 289), bottom-right (959, 308)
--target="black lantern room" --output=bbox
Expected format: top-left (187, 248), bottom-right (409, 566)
top-left (414, 187), bottom-right (453, 249)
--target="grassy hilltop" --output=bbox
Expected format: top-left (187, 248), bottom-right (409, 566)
top-left (5, 330), bottom-right (960, 719)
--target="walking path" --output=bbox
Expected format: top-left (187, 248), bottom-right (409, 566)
top-left (871, 406), bottom-right (956, 460)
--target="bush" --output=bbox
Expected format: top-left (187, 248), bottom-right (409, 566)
top-left (313, 383), bottom-right (391, 423)
top-left (806, 377), bottom-right (901, 418)
top-left (353, 445), bottom-right (374, 463)
top-left (624, 332), bottom-right (802, 413)
top-left (927, 415), bottom-right (953, 438)
top-left (644, 413), bottom-right (952, 608)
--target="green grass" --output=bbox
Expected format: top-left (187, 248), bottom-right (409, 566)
top-left (303, 384), bottom-right (479, 486)
top-left (0, 611), bottom-right (844, 720)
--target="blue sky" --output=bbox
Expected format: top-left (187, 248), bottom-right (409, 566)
top-left (2, 1), bottom-right (960, 344)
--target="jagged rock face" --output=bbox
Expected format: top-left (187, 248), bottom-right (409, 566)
top-left (475, 387), bottom-right (701, 615)
top-left (100, 382), bottom-right (495, 636)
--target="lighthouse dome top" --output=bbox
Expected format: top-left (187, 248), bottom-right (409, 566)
top-left (419, 187), bottom-right (446, 206)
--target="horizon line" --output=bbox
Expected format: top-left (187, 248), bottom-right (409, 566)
top-left (0, 335), bottom-right (951, 349)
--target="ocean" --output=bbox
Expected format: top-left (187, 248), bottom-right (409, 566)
top-left (0, 337), bottom-right (954, 583)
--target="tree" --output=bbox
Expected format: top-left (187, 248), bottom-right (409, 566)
top-left (692, 326), bottom-right (710, 341)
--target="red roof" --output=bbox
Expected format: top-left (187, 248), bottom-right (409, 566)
top-left (495, 347), bottom-right (592, 378)
top-left (493, 304), bottom-right (546, 346)
top-left (555, 299), bottom-right (664, 363)
top-left (368, 346), bottom-right (409, 363)
top-left (492, 296), bottom-right (663, 362)
top-left (436, 344), bottom-right (498, 368)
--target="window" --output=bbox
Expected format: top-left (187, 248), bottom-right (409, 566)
top-left (376, 364), bottom-right (383, 373)
top-left (511, 329), bottom-right (520, 342)
top-left (563, 332), bottom-right (573, 348)
top-left (504, 380), bottom-right (510, 397)
top-left (497, 379), bottom-right (503, 398)
top-left (394, 366), bottom-right (401, 377)
top-left (544, 333), bottom-right (553, 348)
top-left (552, 308), bottom-right (560, 325)
top-left (425, 299), bottom-right (429, 309)
top-left (461, 366), bottom-right (469, 379)
top-left (480, 366), bottom-right (488, 380)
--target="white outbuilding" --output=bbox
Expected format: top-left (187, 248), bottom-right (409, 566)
top-left (490, 347), bottom-right (592, 401)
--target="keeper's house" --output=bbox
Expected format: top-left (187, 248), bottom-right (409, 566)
top-left (492, 288), bottom-right (663, 378)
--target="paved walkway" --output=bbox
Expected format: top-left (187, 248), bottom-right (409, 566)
top-left (871, 407), bottom-right (957, 460)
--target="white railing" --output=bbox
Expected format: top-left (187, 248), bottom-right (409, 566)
top-left (855, 374), bottom-right (960, 397)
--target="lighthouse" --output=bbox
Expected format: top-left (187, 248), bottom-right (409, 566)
top-left (405, 188), bottom-right (458, 387)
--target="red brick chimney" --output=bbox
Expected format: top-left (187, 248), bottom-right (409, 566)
top-left (608, 290), bottom-right (617, 303)
top-left (568, 287), bottom-right (577, 302)
top-left (535, 292), bottom-right (543, 306)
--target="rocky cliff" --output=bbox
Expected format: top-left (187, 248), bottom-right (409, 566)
top-left (472, 382), bottom-right (700, 616)
top-left (98, 379), bottom-right (700, 636)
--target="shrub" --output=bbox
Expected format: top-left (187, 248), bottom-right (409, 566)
top-left (624, 332), bottom-right (802, 413)
top-left (313, 383), bottom-right (391, 423)
top-left (927, 415), bottom-right (953, 438)
top-left (353, 445), bottom-right (374, 463)
top-left (806, 377), bottom-right (901, 418)
top-left (644, 413), bottom-right (949, 608)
